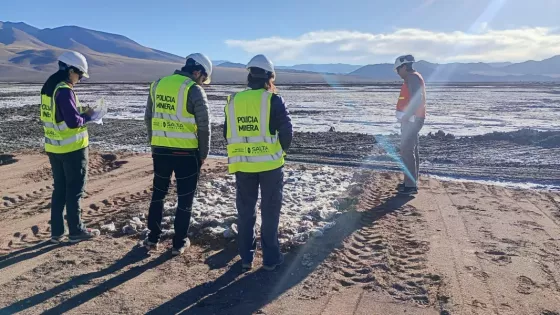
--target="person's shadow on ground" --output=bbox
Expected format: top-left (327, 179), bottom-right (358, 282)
top-left (0, 244), bottom-right (170, 314)
top-left (148, 194), bottom-right (414, 315)
top-left (204, 241), bottom-right (238, 270)
top-left (0, 241), bottom-right (63, 271)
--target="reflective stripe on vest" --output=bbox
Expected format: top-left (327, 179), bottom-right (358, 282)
top-left (228, 149), bottom-right (284, 164)
top-left (227, 135), bottom-right (279, 144)
top-left (44, 130), bottom-right (88, 146)
top-left (41, 82), bottom-right (89, 154)
top-left (396, 72), bottom-right (426, 119)
top-left (225, 89), bottom-right (285, 174)
top-left (151, 130), bottom-right (197, 139)
top-left (150, 75), bottom-right (198, 149)
top-left (42, 121), bottom-right (68, 131)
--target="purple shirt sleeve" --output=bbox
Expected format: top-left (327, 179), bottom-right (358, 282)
top-left (55, 88), bottom-right (90, 128)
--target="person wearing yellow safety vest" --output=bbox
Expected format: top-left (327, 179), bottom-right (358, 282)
top-left (224, 54), bottom-right (293, 272)
top-left (143, 53), bottom-right (212, 256)
top-left (40, 51), bottom-right (100, 244)
top-left (394, 54), bottom-right (427, 196)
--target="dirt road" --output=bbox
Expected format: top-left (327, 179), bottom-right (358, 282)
top-left (0, 153), bottom-right (559, 314)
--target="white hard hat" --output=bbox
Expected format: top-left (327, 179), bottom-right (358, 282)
top-left (58, 51), bottom-right (89, 78)
top-left (394, 54), bottom-right (415, 70)
top-left (247, 54), bottom-right (275, 73)
top-left (186, 53), bottom-right (212, 84)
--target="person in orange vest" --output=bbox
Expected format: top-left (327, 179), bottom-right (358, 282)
top-left (394, 55), bottom-right (426, 195)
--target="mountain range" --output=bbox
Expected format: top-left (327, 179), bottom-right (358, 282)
top-left (347, 58), bottom-right (560, 82)
top-left (1, 21), bottom-right (559, 83)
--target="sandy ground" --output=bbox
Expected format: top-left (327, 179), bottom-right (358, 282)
top-left (0, 152), bottom-right (559, 314)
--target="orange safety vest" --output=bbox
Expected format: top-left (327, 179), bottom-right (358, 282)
top-left (396, 72), bottom-right (426, 119)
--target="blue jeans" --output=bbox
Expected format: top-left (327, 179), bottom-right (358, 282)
top-left (235, 167), bottom-right (284, 266)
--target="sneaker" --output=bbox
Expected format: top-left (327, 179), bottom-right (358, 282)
top-left (242, 263), bottom-right (253, 272)
top-left (69, 228), bottom-right (100, 243)
top-left (398, 187), bottom-right (418, 196)
top-left (50, 235), bottom-right (64, 244)
top-left (172, 238), bottom-right (191, 256)
top-left (262, 255), bottom-right (284, 271)
top-left (142, 238), bottom-right (159, 251)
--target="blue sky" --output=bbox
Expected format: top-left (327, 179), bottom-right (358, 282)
top-left (2, 0), bottom-right (559, 65)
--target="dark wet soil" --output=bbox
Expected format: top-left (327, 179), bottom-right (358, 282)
top-left (1, 104), bottom-right (559, 187)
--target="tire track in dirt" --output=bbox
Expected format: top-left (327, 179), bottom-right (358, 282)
top-left (331, 173), bottom-right (441, 307)
top-left (441, 181), bottom-right (504, 314)
top-left (478, 186), bottom-right (560, 302)
top-left (0, 154), bottom-right (154, 285)
top-left (422, 178), bottom-right (499, 315)
top-left (0, 153), bottom-right (133, 216)
top-left (0, 160), bottom-right (152, 239)
top-left (0, 155), bottom-right (54, 214)
top-left (438, 179), bottom-right (560, 313)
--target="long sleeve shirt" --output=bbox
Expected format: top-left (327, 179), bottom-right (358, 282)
top-left (54, 88), bottom-right (90, 127)
top-left (144, 71), bottom-right (211, 159)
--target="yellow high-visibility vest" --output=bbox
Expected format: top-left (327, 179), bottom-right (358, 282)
top-left (40, 82), bottom-right (88, 154)
top-left (149, 74), bottom-right (198, 149)
top-left (225, 89), bottom-right (285, 173)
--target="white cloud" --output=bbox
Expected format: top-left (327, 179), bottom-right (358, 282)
top-left (225, 27), bottom-right (560, 64)
top-left (422, 0), bottom-right (437, 7)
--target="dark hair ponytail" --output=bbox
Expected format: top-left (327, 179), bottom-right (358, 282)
top-left (41, 61), bottom-right (70, 97)
top-left (181, 58), bottom-right (207, 76)
top-left (247, 68), bottom-right (277, 93)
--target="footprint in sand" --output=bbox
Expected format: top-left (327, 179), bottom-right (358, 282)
top-left (412, 295), bottom-right (429, 305)
top-left (515, 220), bottom-right (544, 230)
top-left (471, 300), bottom-right (488, 308)
top-left (3, 196), bottom-right (17, 203)
top-left (476, 249), bottom-right (513, 265)
top-left (516, 276), bottom-right (537, 294)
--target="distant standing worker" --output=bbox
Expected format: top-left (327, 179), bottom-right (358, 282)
top-left (394, 55), bottom-right (426, 195)
top-left (224, 55), bottom-right (293, 271)
top-left (40, 51), bottom-right (100, 243)
top-left (143, 53), bottom-right (212, 256)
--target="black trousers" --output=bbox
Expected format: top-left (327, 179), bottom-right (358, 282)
top-left (147, 151), bottom-right (201, 248)
top-left (47, 147), bottom-right (88, 237)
